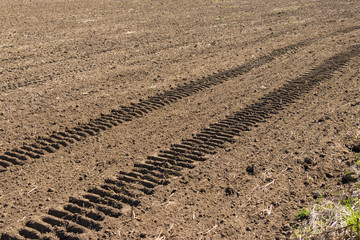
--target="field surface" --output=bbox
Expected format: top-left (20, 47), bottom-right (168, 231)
top-left (1, 0), bottom-right (360, 239)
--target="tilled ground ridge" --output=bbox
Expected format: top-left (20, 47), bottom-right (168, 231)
top-left (3, 44), bottom-right (359, 240)
top-left (1, 25), bottom-right (359, 174)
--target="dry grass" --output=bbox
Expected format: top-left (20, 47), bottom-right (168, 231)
top-left (294, 185), bottom-right (360, 239)
top-left (293, 152), bottom-right (360, 239)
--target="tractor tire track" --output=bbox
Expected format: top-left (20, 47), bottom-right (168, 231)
top-left (0, 26), bottom-right (359, 174)
top-left (3, 45), bottom-right (359, 240)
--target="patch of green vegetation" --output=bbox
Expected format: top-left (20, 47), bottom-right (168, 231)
top-left (295, 208), bottom-right (310, 221)
top-left (356, 159), bottom-right (360, 166)
top-left (343, 171), bottom-right (359, 184)
top-left (315, 195), bottom-right (323, 204)
top-left (294, 150), bottom-right (360, 238)
top-left (342, 197), bottom-right (360, 233)
top-left (294, 191), bottom-right (360, 239)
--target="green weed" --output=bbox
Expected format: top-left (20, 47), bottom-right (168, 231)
top-left (295, 208), bottom-right (310, 221)
top-left (294, 192), bottom-right (360, 239)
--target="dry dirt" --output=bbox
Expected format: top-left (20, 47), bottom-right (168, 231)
top-left (1, 0), bottom-right (360, 239)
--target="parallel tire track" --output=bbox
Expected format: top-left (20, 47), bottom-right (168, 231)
top-left (1, 26), bottom-right (359, 173)
top-left (3, 45), bottom-right (359, 240)
top-left (0, 40), bottom-right (305, 172)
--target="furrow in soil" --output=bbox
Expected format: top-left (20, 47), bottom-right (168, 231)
top-left (1, 25), bottom-right (359, 174)
top-left (3, 45), bottom-right (359, 240)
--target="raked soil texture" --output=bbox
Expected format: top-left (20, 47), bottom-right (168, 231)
top-left (1, 0), bottom-right (360, 239)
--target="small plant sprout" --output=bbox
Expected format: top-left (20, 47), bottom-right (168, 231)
top-left (356, 159), bottom-right (360, 167)
top-left (355, 154), bottom-right (360, 167)
top-left (295, 208), bottom-right (311, 221)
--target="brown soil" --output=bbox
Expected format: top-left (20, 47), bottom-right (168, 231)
top-left (1, 0), bottom-right (360, 239)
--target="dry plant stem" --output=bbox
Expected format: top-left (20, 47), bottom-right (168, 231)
top-left (241, 168), bottom-right (289, 209)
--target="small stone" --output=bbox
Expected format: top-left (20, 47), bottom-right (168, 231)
top-left (325, 172), bottom-right (334, 178)
top-left (342, 172), bottom-right (358, 184)
top-left (304, 157), bottom-right (312, 165)
top-left (312, 192), bottom-right (322, 199)
top-left (246, 165), bottom-right (255, 175)
top-left (304, 164), bottom-right (310, 171)
top-left (282, 225), bottom-right (291, 232)
top-left (225, 187), bottom-right (235, 196)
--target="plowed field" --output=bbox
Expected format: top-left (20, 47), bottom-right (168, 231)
top-left (1, 0), bottom-right (360, 239)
